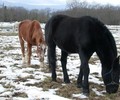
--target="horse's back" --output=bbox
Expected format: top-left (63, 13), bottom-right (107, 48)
top-left (45, 15), bottom-right (95, 42)
top-left (30, 20), bottom-right (41, 31)
top-left (19, 20), bottom-right (40, 34)
top-left (45, 15), bottom-right (116, 54)
top-left (19, 20), bottom-right (32, 40)
top-left (19, 20), bottom-right (43, 43)
top-left (45, 15), bottom-right (94, 52)
top-left (19, 20), bottom-right (32, 31)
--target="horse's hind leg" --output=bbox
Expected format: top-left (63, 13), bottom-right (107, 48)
top-left (48, 43), bottom-right (56, 81)
top-left (19, 35), bottom-right (25, 64)
top-left (77, 66), bottom-right (83, 88)
top-left (61, 50), bottom-right (70, 83)
top-left (27, 43), bottom-right (32, 65)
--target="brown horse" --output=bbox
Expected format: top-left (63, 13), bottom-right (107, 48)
top-left (18, 20), bottom-right (46, 66)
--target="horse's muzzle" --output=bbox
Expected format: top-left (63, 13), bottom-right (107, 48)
top-left (106, 82), bottom-right (119, 94)
top-left (39, 57), bottom-right (44, 62)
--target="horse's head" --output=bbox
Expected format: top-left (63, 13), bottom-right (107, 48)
top-left (103, 56), bottom-right (120, 94)
top-left (37, 42), bottom-right (46, 63)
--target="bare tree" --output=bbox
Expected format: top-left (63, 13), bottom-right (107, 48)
top-left (1, 2), bottom-right (120, 25)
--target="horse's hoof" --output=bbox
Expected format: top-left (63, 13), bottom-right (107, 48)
top-left (82, 89), bottom-right (89, 96)
top-left (64, 80), bottom-right (70, 84)
top-left (52, 79), bottom-right (57, 82)
top-left (83, 92), bottom-right (89, 96)
top-left (106, 83), bottom-right (119, 94)
top-left (49, 68), bottom-right (52, 72)
top-left (77, 83), bottom-right (82, 88)
top-left (64, 81), bottom-right (70, 84)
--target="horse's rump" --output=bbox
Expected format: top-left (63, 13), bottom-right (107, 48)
top-left (19, 20), bottom-right (32, 42)
top-left (19, 20), bottom-right (43, 45)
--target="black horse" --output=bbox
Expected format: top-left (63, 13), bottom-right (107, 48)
top-left (45, 15), bottom-right (120, 95)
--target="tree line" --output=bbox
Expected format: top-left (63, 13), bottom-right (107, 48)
top-left (1, 0), bottom-right (120, 25)
top-left (55, 0), bottom-right (120, 25)
top-left (0, 5), bottom-right (50, 23)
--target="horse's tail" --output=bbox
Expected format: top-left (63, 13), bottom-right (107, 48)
top-left (45, 15), bottom-right (67, 44)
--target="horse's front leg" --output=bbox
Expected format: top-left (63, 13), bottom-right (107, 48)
top-left (27, 44), bottom-right (32, 65)
top-left (77, 67), bottom-right (83, 88)
top-left (48, 46), bottom-right (56, 81)
top-left (78, 50), bottom-right (90, 95)
top-left (61, 50), bottom-right (70, 83)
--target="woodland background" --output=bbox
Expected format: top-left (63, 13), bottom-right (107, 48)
top-left (0, 0), bottom-right (120, 25)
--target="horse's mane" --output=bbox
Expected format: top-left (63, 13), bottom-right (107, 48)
top-left (96, 18), bottom-right (117, 58)
top-left (90, 18), bottom-right (117, 63)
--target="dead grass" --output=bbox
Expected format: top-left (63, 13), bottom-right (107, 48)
top-left (0, 76), bottom-right (6, 80)
top-left (0, 32), bottom-right (17, 36)
top-left (89, 56), bottom-right (99, 64)
top-left (0, 32), bottom-right (120, 99)
top-left (3, 45), bottom-right (15, 51)
top-left (56, 83), bottom-right (81, 98)
top-left (12, 92), bottom-right (28, 98)
top-left (2, 82), bottom-right (15, 89)
top-left (29, 64), bottom-right (40, 69)
top-left (14, 75), bottom-right (34, 82)
top-left (34, 76), bottom-right (120, 100)
top-left (0, 65), bottom-right (6, 68)
top-left (88, 86), bottom-right (120, 100)
top-left (40, 64), bottom-right (51, 73)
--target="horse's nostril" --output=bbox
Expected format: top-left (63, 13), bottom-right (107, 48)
top-left (40, 58), bottom-right (44, 62)
top-left (106, 84), bottom-right (119, 94)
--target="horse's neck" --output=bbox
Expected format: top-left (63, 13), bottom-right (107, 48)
top-left (96, 47), bottom-right (116, 69)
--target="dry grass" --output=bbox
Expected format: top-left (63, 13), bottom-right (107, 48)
top-left (56, 83), bottom-right (80, 98)
top-left (14, 75), bottom-right (34, 82)
top-left (0, 32), bottom-right (120, 99)
top-left (3, 45), bottom-right (15, 51)
top-left (0, 32), bottom-right (17, 36)
top-left (21, 64), bottom-right (120, 100)
top-left (89, 56), bottom-right (99, 65)
top-left (12, 92), bottom-right (28, 98)
top-left (33, 76), bottom-right (120, 100)
top-left (2, 82), bottom-right (15, 89)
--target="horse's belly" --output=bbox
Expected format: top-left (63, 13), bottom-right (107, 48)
top-left (56, 42), bottom-right (78, 53)
top-left (54, 33), bottom-right (79, 53)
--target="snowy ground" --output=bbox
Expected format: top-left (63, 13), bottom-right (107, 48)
top-left (0, 24), bottom-right (120, 100)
